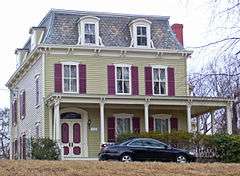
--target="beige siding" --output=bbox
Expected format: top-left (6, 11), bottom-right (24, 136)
top-left (11, 56), bottom-right (43, 140)
top-left (45, 55), bottom-right (187, 97)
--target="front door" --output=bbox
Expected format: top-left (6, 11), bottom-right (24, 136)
top-left (61, 120), bottom-right (83, 159)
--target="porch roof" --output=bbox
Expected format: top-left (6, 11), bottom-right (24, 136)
top-left (46, 93), bottom-right (233, 116)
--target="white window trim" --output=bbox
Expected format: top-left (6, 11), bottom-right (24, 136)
top-left (153, 114), bottom-right (171, 133)
top-left (35, 122), bottom-right (40, 138)
top-left (34, 74), bottom-right (40, 108)
top-left (129, 18), bottom-right (154, 48)
top-left (20, 89), bottom-right (25, 120)
top-left (114, 64), bottom-right (132, 95)
top-left (152, 65), bottom-right (168, 96)
top-left (61, 62), bottom-right (79, 94)
top-left (114, 113), bottom-right (133, 135)
top-left (77, 16), bottom-right (102, 46)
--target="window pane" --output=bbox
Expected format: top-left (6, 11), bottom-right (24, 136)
top-left (117, 67), bottom-right (122, 79)
top-left (124, 81), bottom-right (129, 93)
top-left (155, 119), bottom-right (168, 133)
top-left (155, 119), bottom-right (162, 132)
top-left (142, 27), bottom-right (146, 35)
top-left (64, 79), bottom-right (70, 92)
top-left (154, 82), bottom-right (159, 94)
top-left (71, 65), bottom-right (77, 78)
top-left (71, 79), bottom-right (77, 92)
top-left (129, 140), bottom-right (143, 147)
top-left (117, 118), bottom-right (123, 134)
top-left (160, 82), bottom-right (166, 94)
top-left (160, 69), bottom-right (166, 81)
top-left (117, 80), bottom-right (123, 93)
top-left (153, 68), bottom-right (159, 81)
top-left (123, 67), bottom-right (129, 79)
top-left (123, 118), bottom-right (131, 132)
top-left (137, 37), bottom-right (147, 46)
top-left (137, 27), bottom-right (141, 35)
top-left (89, 35), bottom-right (95, 44)
top-left (64, 65), bottom-right (70, 77)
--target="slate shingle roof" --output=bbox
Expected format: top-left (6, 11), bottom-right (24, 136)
top-left (24, 9), bottom-right (184, 50)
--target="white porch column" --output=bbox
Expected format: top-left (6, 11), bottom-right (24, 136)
top-left (53, 100), bottom-right (60, 142)
top-left (100, 101), bottom-right (105, 145)
top-left (49, 106), bottom-right (53, 140)
top-left (211, 111), bottom-right (215, 135)
top-left (196, 116), bottom-right (200, 133)
top-left (226, 104), bottom-right (233, 135)
top-left (187, 104), bottom-right (192, 133)
top-left (144, 103), bottom-right (149, 132)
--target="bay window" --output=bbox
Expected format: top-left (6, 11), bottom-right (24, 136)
top-left (153, 66), bottom-right (167, 95)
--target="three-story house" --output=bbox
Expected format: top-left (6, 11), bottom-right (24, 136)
top-left (6, 9), bottom-right (233, 160)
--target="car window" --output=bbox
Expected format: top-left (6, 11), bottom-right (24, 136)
top-left (142, 140), bottom-right (166, 149)
top-left (128, 140), bottom-right (143, 147)
top-left (119, 139), bottom-right (133, 146)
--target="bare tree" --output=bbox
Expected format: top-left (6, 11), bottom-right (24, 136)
top-left (0, 108), bottom-right (10, 159)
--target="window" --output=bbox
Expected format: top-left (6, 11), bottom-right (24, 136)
top-left (128, 140), bottom-right (144, 147)
top-left (77, 16), bottom-right (103, 46)
top-left (153, 67), bottom-right (167, 95)
top-left (116, 65), bottom-right (131, 94)
top-left (84, 23), bottom-right (95, 44)
top-left (63, 64), bottom-right (78, 93)
top-left (137, 26), bottom-right (147, 46)
top-left (20, 90), bottom-right (26, 119)
top-left (153, 114), bottom-right (171, 133)
top-left (115, 114), bottom-right (133, 135)
top-left (129, 18), bottom-right (154, 48)
top-left (35, 122), bottom-right (40, 138)
top-left (35, 75), bottom-right (40, 106)
top-left (142, 139), bottom-right (166, 149)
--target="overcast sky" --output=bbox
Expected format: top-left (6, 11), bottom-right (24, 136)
top-left (0, 0), bottom-right (212, 108)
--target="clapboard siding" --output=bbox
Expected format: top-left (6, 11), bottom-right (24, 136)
top-left (45, 55), bottom-right (187, 96)
top-left (10, 56), bottom-right (43, 140)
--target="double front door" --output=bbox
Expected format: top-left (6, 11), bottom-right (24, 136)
top-left (61, 120), bottom-right (83, 159)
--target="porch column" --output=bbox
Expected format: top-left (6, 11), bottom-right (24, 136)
top-left (211, 111), bottom-right (215, 135)
top-left (226, 104), bottom-right (233, 135)
top-left (196, 116), bottom-right (200, 133)
top-left (100, 101), bottom-right (105, 144)
top-left (144, 103), bottom-right (149, 132)
top-left (53, 100), bottom-right (60, 142)
top-left (49, 106), bottom-right (53, 139)
top-left (187, 104), bottom-right (192, 133)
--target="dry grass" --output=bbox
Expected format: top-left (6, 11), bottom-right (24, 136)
top-left (0, 160), bottom-right (240, 176)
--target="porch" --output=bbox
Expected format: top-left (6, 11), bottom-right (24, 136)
top-left (46, 94), bottom-right (233, 159)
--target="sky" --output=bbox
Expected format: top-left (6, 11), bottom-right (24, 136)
top-left (0, 0), bottom-right (212, 108)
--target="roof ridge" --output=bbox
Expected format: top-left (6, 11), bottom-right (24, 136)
top-left (49, 8), bottom-right (170, 20)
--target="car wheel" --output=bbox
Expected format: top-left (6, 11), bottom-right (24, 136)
top-left (121, 154), bottom-right (132, 162)
top-left (176, 155), bottom-right (187, 163)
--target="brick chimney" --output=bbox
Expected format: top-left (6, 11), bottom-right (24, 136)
top-left (171, 23), bottom-right (183, 47)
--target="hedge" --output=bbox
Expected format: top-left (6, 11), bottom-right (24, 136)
top-left (117, 131), bottom-right (240, 163)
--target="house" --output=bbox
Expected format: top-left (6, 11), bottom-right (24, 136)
top-left (6, 9), bottom-right (234, 160)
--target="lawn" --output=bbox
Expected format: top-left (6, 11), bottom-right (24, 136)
top-left (0, 160), bottom-right (240, 176)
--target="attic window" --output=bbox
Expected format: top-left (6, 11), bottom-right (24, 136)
top-left (129, 18), bottom-right (154, 48)
top-left (77, 16), bottom-right (104, 46)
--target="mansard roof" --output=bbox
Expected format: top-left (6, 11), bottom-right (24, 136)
top-left (23, 9), bottom-right (184, 50)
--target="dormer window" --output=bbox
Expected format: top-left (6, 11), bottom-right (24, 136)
top-left (84, 23), bottom-right (96, 44)
top-left (77, 16), bottom-right (104, 46)
top-left (129, 18), bottom-right (154, 48)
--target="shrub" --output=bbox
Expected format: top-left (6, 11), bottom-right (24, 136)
top-left (31, 138), bottom-right (60, 160)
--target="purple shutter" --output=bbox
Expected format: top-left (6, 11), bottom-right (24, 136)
top-left (107, 65), bottom-right (115, 95)
top-left (131, 66), bottom-right (139, 95)
top-left (149, 117), bottom-right (154, 131)
top-left (79, 64), bottom-right (86, 94)
top-left (61, 123), bottom-right (69, 143)
top-left (54, 64), bottom-right (62, 93)
top-left (132, 117), bottom-right (140, 133)
top-left (145, 66), bottom-right (152, 95)
top-left (170, 117), bottom-right (178, 131)
top-left (73, 123), bottom-right (81, 143)
top-left (108, 117), bottom-right (115, 142)
top-left (22, 91), bottom-right (26, 117)
top-left (167, 67), bottom-right (175, 96)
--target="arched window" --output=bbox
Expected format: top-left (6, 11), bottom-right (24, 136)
top-left (60, 112), bottom-right (81, 119)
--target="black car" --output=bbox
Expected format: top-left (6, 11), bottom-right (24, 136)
top-left (99, 138), bottom-right (196, 163)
